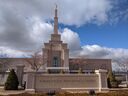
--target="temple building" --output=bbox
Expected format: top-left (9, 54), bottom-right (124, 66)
top-left (42, 6), bottom-right (69, 73)
top-left (0, 6), bottom-right (112, 92)
top-left (42, 6), bottom-right (111, 73)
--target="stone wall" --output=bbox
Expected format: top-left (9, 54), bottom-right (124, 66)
top-left (69, 59), bottom-right (112, 71)
top-left (26, 69), bottom-right (108, 93)
top-left (0, 72), bottom-right (8, 85)
top-left (36, 74), bottom-right (98, 89)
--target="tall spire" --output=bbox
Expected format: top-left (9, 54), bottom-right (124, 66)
top-left (54, 4), bottom-right (58, 34)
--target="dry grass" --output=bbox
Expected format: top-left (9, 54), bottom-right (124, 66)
top-left (2, 93), bottom-right (47, 96)
top-left (97, 91), bottom-right (128, 96)
top-left (1, 91), bottom-right (128, 96)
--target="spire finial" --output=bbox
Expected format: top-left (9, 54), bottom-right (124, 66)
top-left (54, 4), bottom-right (58, 34)
top-left (55, 4), bottom-right (58, 17)
top-left (55, 4), bottom-right (57, 9)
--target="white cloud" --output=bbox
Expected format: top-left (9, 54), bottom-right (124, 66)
top-left (0, 0), bottom-right (112, 26)
top-left (59, 0), bottom-right (112, 26)
top-left (79, 45), bottom-right (110, 58)
top-left (61, 28), bottom-right (81, 51)
top-left (71, 44), bottom-right (128, 70)
top-left (0, 20), bottom-right (128, 71)
top-left (30, 17), bottom-right (53, 49)
top-left (78, 45), bottom-right (128, 60)
top-left (27, 18), bottom-right (81, 51)
top-left (0, 47), bottom-right (29, 58)
top-left (0, 0), bottom-right (113, 50)
top-left (0, 20), bottom-right (82, 57)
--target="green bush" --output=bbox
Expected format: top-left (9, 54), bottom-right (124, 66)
top-left (107, 71), bottom-right (118, 88)
top-left (4, 69), bottom-right (19, 90)
top-left (78, 68), bottom-right (82, 74)
top-left (60, 70), bottom-right (64, 74)
top-left (89, 90), bottom-right (95, 95)
top-left (110, 81), bottom-right (118, 88)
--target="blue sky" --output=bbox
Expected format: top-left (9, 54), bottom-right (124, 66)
top-left (68, 21), bottom-right (128, 48)
top-left (59, 0), bottom-right (128, 49)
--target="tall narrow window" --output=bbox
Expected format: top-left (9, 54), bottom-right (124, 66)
top-left (53, 56), bottom-right (58, 67)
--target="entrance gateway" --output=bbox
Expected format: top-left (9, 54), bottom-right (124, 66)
top-left (25, 6), bottom-right (109, 93)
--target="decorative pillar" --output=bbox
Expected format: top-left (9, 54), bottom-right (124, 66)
top-left (95, 69), bottom-right (109, 92)
top-left (16, 65), bottom-right (25, 87)
top-left (25, 72), bottom-right (35, 93)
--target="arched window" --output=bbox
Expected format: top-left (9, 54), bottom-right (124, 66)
top-left (53, 56), bottom-right (59, 67)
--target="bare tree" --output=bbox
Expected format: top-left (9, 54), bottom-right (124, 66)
top-left (0, 58), bottom-right (10, 72)
top-left (118, 60), bottom-right (128, 72)
top-left (0, 53), bottom-right (10, 72)
top-left (24, 51), bottom-right (43, 72)
top-left (70, 57), bottom-right (87, 71)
